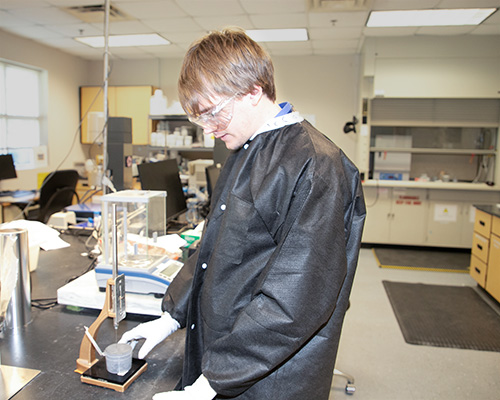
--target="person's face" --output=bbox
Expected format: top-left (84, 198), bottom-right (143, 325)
top-left (189, 93), bottom-right (255, 150)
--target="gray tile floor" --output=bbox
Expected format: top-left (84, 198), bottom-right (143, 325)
top-left (330, 248), bottom-right (500, 400)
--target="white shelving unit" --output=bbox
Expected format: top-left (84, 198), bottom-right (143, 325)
top-left (360, 98), bottom-right (500, 248)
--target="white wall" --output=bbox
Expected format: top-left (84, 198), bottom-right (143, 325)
top-left (363, 35), bottom-right (500, 98)
top-left (0, 29), bottom-right (90, 191)
top-left (86, 54), bottom-right (362, 163)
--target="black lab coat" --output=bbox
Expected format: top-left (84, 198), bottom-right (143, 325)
top-left (162, 120), bottom-right (366, 399)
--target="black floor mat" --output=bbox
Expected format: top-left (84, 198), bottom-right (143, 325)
top-left (383, 281), bottom-right (500, 352)
top-left (373, 247), bottom-right (470, 272)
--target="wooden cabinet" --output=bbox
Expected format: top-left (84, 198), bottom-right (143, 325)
top-left (80, 86), bottom-right (154, 145)
top-left (470, 207), bottom-right (500, 303)
top-left (486, 233), bottom-right (500, 302)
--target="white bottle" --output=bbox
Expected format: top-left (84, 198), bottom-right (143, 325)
top-left (150, 89), bottom-right (168, 115)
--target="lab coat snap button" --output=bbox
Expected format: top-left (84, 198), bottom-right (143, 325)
top-left (201, 263), bottom-right (207, 269)
top-left (191, 324), bottom-right (195, 330)
top-left (220, 204), bottom-right (226, 211)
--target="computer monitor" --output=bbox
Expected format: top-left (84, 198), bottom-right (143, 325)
top-left (0, 154), bottom-right (17, 181)
top-left (137, 159), bottom-right (187, 222)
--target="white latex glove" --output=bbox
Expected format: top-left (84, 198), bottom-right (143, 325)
top-left (119, 312), bottom-right (180, 359)
top-left (152, 375), bottom-right (217, 400)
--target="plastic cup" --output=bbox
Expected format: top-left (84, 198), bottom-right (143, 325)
top-left (104, 343), bottom-right (132, 376)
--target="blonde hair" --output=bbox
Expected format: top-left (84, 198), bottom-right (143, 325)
top-left (178, 27), bottom-right (276, 116)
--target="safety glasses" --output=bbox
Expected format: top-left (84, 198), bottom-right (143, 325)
top-left (188, 94), bottom-right (239, 131)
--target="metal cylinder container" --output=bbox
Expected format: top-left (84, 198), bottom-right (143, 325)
top-left (0, 228), bottom-right (32, 331)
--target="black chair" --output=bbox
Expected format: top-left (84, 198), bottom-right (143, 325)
top-left (26, 169), bottom-right (80, 223)
top-left (205, 164), bottom-right (221, 200)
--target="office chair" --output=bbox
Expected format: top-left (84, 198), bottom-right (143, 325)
top-left (26, 169), bottom-right (80, 224)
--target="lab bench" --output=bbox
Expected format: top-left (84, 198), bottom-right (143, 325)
top-left (0, 233), bottom-right (184, 399)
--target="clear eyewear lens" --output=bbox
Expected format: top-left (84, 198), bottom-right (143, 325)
top-left (189, 94), bottom-right (237, 130)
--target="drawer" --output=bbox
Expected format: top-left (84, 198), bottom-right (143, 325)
top-left (474, 209), bottom-right (492, 238)
top-left (485, 234), bottom-right (500, 303)
top-left (492, 215), bottom-right (500, 237)
top-left (470, 254), bottom-right (487, 288)
top-left (471, 232), bottom-right (489, 263)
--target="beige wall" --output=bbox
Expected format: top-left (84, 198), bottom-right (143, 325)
top-left (0, 29), bottom-right (90, 191)
top-left (86, 54), bottom-right (362, 162)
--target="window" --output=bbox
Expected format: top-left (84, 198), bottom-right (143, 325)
top-left (0, 59), bottom-right (48, 170)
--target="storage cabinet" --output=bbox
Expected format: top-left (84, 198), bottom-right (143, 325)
top-left (362, 186), bottom-right (500, 248)
top-left (470, 206), bottom-right (500, 303)
top-left (80, 86), bottom-right (154, 145)
top-left (426, 201), bottom-right (475, 248)
top-left (362, 187), bottom-right (427, 245)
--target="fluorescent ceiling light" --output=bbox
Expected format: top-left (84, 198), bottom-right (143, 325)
top-left (366, 8), bottom-right (497, 27)
top-left (246, 28), bottom-right (308, 42)
top-left (75, 33), bottom-right (170, 48)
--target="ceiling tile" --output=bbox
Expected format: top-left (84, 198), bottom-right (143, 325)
top-left (438, 0), bottom-right (500, 8)
top-left (45, 0), bottom-right (102, 6)
top-left (416, 26), bottom-right (476, 36)
top-left (142, 44), bottom-right (188, 58)
top-left (308, 11), bottom-right (370, 28)
top-left (0, 0), bottom-right (52, 9)
top-left (240, 0), bottom-right (307, 14)
top-left (471, 24), bottom-right (500, 34)
top-left (194, 15), bottom-right (254, 31)
top-left (142, 17), bottom-right (202, 33)
top-left (1, 0), bottom-right (499, 60)
top-left (371, 0), bottom-right (441, 10)
top-left (249, 13), bottom-right (307, 29)
top-left (312, 38), bottom-right (360, 50)
top-left (176, 1), bottom-right (246, 17)
top-left (112, 1), bottom-right (187, 19)
top-left (363, 26), bottom-right (419, 37)
top-left (48, 23), bottom-right (103, 38)
top-left (158, 30), bottom-right (207, 45)
top-left (0, 10), bottom-right (34, 27)
top-left (264, 41), bottom-right (313, 52)
top-left (3, 25), bottom-right (64, 40)
top-left (90, 20), bottom-right (155, 35)
top-left (483, 9), bottom-right (500, 24)
top-left (309, 27), bottom-right (363, 39)
top-left (8, 6), bottom-right (81, 24)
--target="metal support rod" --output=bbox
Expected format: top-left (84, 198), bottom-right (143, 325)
top-left (111, 203), bottom-right (118, 280)
top-left (102, 0), bottom-right (110, 195)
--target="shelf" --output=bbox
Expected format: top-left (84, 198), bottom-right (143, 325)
top-left (148, 146), bottom-right (212, 152)
top-left (149, 114), bottom-right (188, 121)
top-left (363, 179), bottom-right (499, 191)
top-left (370, 147), bottom-right (496, 155)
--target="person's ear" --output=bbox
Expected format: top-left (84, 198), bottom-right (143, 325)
top-left (247, 85), bottom-right (264, 106)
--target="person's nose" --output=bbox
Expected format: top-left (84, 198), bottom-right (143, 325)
top-left (203, 126), bottom-right (216, 136)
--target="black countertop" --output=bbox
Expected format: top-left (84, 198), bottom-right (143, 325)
top-left (1, 232), bottom-right (184, 399)
top-left (474, 204), bottom-right (500, 219)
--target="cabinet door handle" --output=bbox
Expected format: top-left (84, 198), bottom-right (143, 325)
top-left (477, 244), bottom-right (483, 251)
top-left (475, 267), bottom-right (481, 274)
top-left (480, 221), bottom-right (485, 226)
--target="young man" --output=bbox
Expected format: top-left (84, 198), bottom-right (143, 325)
top-left (120, 28), bottom-right (366, 400)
